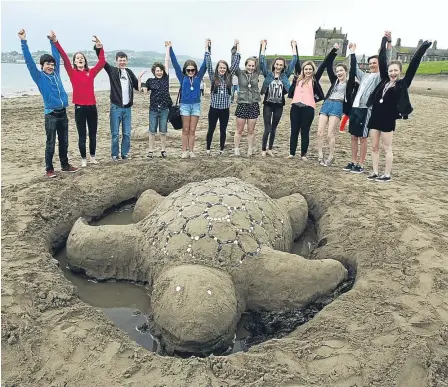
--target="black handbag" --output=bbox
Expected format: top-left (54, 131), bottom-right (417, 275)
top-left (168, 78), bottom-right (183, 130)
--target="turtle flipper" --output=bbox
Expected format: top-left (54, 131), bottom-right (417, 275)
top-left (133, 189), bottom-right (164, 222)
top-left (66, 218), bottom-right (149, 283)
top-left (243, 247), bottom-right (347, 311)
top-left (275, 193), bottom-right (309, 240)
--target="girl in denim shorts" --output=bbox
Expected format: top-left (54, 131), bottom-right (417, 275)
top-left (316, 43), bottom-right (353, 167)
top-left (169, 42), bottom-right (207, 158)
top-left (138, 42), bottom-right (172, 159)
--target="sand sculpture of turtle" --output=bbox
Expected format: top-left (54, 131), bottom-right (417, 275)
top-left (66, 177), bottom-right (347, 355)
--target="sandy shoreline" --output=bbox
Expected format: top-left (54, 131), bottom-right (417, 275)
top-left (1, 75), bottom-right (448, 386)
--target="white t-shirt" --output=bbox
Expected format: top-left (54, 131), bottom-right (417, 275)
top-left (120, 69), bottom-right (130, 106)
top-left (352, 72), bottom-right (377, 108)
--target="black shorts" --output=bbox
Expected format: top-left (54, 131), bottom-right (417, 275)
top-left (235, 103), bottom-right (260, 119)
top-left (349, 107), bottom-right (371, 138)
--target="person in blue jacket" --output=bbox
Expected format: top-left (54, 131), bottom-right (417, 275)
top-left (169, 42), bottom-right (207, 158)
top-left (18, 29), bottom-right (78, 178)
top-left (259, 39), bottom-right (298, 157)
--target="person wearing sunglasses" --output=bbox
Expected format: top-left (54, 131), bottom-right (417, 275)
top-left (169, 42), bottom-right (207, 158)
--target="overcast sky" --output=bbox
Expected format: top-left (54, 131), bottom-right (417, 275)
top-left (2, 0), bottom-right (445, 64)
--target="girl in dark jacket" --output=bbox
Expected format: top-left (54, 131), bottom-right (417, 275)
top-left (316, 43), bottom-right (354, 166)
top-left (259, 40), bottom-right (298, 157)
top-left (366, 39), bottom-right (432, 182)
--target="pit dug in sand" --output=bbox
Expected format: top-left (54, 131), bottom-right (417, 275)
top-left (66, 177), bottom-right (347, 356)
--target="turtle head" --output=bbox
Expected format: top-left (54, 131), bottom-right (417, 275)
top-left (150, 264), bottom-right (240, 356)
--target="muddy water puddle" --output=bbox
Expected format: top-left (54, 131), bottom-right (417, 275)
top-left (55, 201), bottom-right (351, 356)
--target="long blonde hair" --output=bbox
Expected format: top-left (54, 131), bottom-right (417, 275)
top-left (297, 61), bottom-right (316, 85)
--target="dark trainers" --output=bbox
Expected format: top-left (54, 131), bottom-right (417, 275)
top-left (46, 169), bottom-right (57, 178)
top-left (161, 151), bottom-right (167, 158)
top-left (376, 175), bottom-right (392, 183)
top-left (147, 151), bottom-right (154, 159)
top-left (61, 164), bottom-right (79, 173)
top-left (367, 172), bottom-right (379, 180)
top-left (343, 162), bottom-right (355, 171)
top-left (351, 164), bottom-right (364, 174)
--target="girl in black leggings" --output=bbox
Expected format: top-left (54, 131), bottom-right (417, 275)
top-left (287, 48), bottom-right (335, 160)
top-left (204, 39), bottom-right (241, 155)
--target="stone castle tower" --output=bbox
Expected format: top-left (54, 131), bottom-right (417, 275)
top-left (314, 27), bottom-right (348, 57)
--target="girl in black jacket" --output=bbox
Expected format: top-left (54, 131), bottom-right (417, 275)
top-left (316, 43), bottom-right (356, 166)
top-left (366, 39), bottom-right (432, 182)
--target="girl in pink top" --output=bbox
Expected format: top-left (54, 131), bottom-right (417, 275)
top-left (54, 34), bottom-right (105, 167)
top-left (289, 61), bottom-right (318, 160)
top-left (287, 44), bottom-right (331, 160)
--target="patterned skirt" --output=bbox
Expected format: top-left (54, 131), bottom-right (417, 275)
top-left (235, 103), bottom-right (260, 119)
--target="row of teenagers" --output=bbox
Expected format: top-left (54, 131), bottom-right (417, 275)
top-left (19, 29), bottom-right (432, 182)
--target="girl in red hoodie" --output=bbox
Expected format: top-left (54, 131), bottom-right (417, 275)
top-left (54, 34), bottom-right (105, 167)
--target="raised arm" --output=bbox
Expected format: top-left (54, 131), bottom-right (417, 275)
top-left (169, 45), bottom-right (183, 82)
top-left (348, 43), bottom-right (365, 82)
top-left (229, 39), bottom-right (241, 74)
top-left (315, 46), bottom-right (338, 81)
top-left (403, 40), bottom-right (432, 88)
top-left (259, 39), bottom-right (268, 77)
top-left (205, 39), bottom-right (214, 82)
top-left (164, 41), bottom-right (170, 74)
top-left (94, 44), bottom-right (112, 74)
top-left (231, 42), bottom-right (241, 76)
top-left (90, 35), bottom-right (106, 77)
top-left (18, 29), bottom-right (40, 84)
top-left (294, 43), bottom-right (302, 75)
top-left (285, 40), bottom-right (298, 78)
top-left (53, 40), bottom-right (74, 78)
top-left (378, 34), bottom-right (389, 80)
top-left (325, 43), bottom-right (339, 83)
top-left (197, 52), bottom-right (207, 80)
top-left (349, 44), bottom-right (357, 79)
top-left (47, 31), bottom-right (61, 74)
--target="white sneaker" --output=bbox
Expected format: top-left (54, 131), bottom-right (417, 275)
top-left (89, 157), bottom-right (98, 164)
top-left (181, 151), bottom-right (189, 159)
top-left (234, 148), bottom-right (240, 156)
top-left (267, 150), bottom-right (274, 157)
top-left (206, 150), bottom-right (211, 156)
top-left (81, 158), bottom-right (87, 167)
top-left (287, 155), bottom-right (295, 159)
top-left (301, 156), bottom-right (308, 161)
top-left (261, 151), bottom-right (266, 157)
top-left (189, 152), bottom-right (196, 158)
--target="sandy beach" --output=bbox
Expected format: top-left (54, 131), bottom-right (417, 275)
top-left (1, 75), bottom-right (448, 387)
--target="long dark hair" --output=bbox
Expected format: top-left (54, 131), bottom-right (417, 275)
top-left (212, 60), bottom-right (232, 93)
top-left (72, 52), bottom-right (89, 71)
top-left (271, 57), bottom-right (287, 73)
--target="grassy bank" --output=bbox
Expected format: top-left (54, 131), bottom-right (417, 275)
top-left (403, 61), bottom-right (448, 75)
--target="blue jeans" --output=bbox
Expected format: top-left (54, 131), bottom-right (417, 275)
top-left (110, 104), bottom-right (132, 157)
top-left (45, 109), bottom-right (69, 171)
top-left (149, 108), bottom-right (169, 134)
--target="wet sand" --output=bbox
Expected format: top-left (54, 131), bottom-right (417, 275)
top-left (1, 75), bottom-right (448, 386)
